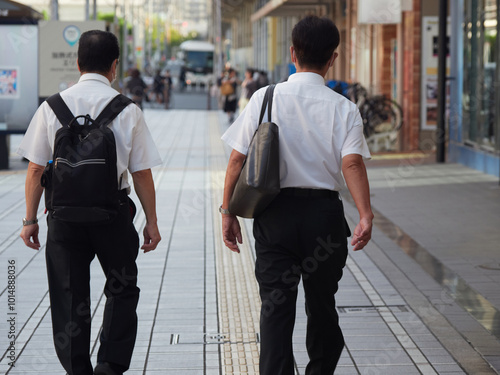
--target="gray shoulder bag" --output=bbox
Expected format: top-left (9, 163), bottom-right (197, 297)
top-left (228, 84), bottom-right (280, 218)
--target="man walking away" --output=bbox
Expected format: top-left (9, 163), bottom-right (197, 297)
top-left (220, 16), bottom-right (373, 375)
top-left (126, 68), bottom-right (148, 109)
top-left (18, 30), bottom-right (162, 375)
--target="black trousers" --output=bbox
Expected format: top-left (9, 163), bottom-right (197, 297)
top-left (253, 190), bottom-right (349, 375)
top-left (46, 201), bottom-right (140, 375)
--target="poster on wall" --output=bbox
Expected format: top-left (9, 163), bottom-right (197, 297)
top-left (39, 21), bottom-right (106, 98)
top-left (421, 16), bottom-right (450, 130)
top-left (0, 67), bottom-right (19, 99)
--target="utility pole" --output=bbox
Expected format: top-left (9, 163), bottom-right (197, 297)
top-left (114, 0), bottom-right (118, 25)
top-left (436, 0), bottom-right (447, 163)
top-left (50, 0), bottom-right (59, 20)
top-left (156, 0), bottom-right (161, 66)
top-left (148, 0), bottom-right (153, 71)
top-left (130, 2), bottom-right (137, 68)
top-left (93, 0), bottom-right (97, 20)
top-left (123, 0), bottom-right (128, 72)
top-left (214, 0), bottom-right (222, 78)
top-left (85, 0), bottom-right (89, 20)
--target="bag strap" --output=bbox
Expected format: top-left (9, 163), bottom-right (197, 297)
top-left (258, 84), bottom-right (276, 124)
top-left (46, 93), bottom-right (75, 127)
top-left (95, 94), bottom-right (134, 127)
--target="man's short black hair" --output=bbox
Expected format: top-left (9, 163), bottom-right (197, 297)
top-left (292, 16), bottom-right (340, 70)
top-left (78, 30), bottom-right (119, 74)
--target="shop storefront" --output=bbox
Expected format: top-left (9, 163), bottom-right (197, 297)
top-left (450, 0), bottom-right (500, 177)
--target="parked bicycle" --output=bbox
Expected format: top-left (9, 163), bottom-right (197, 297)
top-left (328, 81), bottom-right (403, 148)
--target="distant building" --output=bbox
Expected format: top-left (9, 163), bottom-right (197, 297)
top-left (25, 0), bottom-right (113, 21)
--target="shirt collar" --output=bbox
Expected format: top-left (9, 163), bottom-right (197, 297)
top-left (287, 72), bottom-right (325, 85)
top-left (78, 73), bottom-right (111, 86)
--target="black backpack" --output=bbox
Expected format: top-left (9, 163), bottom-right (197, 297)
top-left (41, 93), bottom-right (133, 224)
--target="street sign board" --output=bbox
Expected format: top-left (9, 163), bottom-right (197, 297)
top-left (38, 20), bottom-right (105, 98)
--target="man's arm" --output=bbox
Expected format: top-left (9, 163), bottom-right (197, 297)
top-left (342, 154), bottom-right (374, 251)
top-left (221, 149), bottom-right (246, 253)
top-left (20, 162), bottom-right (45, 250)
top-left (132, 168), bottom-right (161, 252)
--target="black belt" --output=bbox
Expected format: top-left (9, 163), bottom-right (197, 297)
top-left (280, 188), bottom-right (339, 199)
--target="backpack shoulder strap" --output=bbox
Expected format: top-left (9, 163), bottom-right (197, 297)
top-left (95, 94), bottom-right (134, 127)
top-left (46, 93), bottom-right (75, 127)
top-left (258, 84), bottom-right (276, 124)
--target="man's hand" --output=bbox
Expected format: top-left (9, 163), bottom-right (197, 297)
top-left (222, 214), bottom-right (242, 253)
top-left (351, 217), bottom-right (372, 251)
top-left (132, 169), bottom-right (161, 253)
top-left (20, 224), bottom-right (41, 250)
top-left (141, 222), bottom-right (161, 253)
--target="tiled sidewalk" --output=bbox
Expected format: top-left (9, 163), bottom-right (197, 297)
top-left (0, 109), bottom-right (497, 374)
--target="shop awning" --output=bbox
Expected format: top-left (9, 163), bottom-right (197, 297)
top-left (221, 0), bottom-right (253, 20)
top-left (250, 0), bottom-right (327, 22)
top-left (0, 0), bottom-right (44, 24)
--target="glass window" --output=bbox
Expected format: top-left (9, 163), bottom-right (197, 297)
top-left (463, 0), bottom-right (498, 151)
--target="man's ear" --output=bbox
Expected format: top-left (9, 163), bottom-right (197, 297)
top-left (77, 59), bottom-right (81, 72)
top-left (290, 46), bottom-right (296, 63)
top-left (329, 52), bottom-right (338, 67)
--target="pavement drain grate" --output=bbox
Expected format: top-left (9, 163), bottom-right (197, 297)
top-left (338, 305), bottom-right (409, 313)
top-left (205, 333), bottom-right (229, 344)
top-left (169, 333), bottom-right (180, 345)
top-left (168, 333), bottom-right (260, 345)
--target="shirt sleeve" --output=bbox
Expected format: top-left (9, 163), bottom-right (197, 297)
top-left (341, 109), bottom-right (371, 160)
top-left (221, 88), bottom-right (265, 155)
top-left (128, 109), bottom-right (162, 173)
top-left (16, 102), bottom-right (53, 166)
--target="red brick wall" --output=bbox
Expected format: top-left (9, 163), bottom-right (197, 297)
top-left (401, 2), bottom-right (421, 151)
top-left (377, 25), bottom-right (398, 98)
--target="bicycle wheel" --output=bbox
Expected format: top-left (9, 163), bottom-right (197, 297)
top-left (347, 82), bottom-right (368, 105)
top-left (363, 97), bottom-right (403, 136)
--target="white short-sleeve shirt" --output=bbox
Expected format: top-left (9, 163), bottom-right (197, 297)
top-left (221, 72), bottom-right (371, 191)
top-left (17, 73), bottom-right (162, 190)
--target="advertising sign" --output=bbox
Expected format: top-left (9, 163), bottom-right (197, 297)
top-left (0, 67), bottom-right (19, 99)
top-left (421, 16), bottom-right (450, 130)
top-left (0, 25), bottom-right (38, 131)
top-left (358, 0), bottom-right (402, 24)
top-left (39, 21), bottom-right (105, 98)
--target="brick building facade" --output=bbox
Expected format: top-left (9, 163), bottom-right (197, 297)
top-left (220, 0), bottom-right (432, 153)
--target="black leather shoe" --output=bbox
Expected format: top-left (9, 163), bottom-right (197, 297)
top-left (94, 362), bottom-right (124, 375)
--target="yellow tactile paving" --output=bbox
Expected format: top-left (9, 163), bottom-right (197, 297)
top-left (208, 113), bottom-right (261, 374)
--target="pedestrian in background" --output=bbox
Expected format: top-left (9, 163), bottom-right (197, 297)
top-left (221, 68), bottom-right (239, 123)
top-left (215, 71), bottom-right (225, 109)
top-left (220, 15), bottom-right (373, 375)
top-left (257, 70), bottom-right (269, 89)
top-left (153, 69), bottom-right (165, 104)
top-left (238, 68), bottom-right (257, 112)
top-left (179, 66), bottom-right (187, 91)
top-left (18, 30), bottom-right (162, 375)
top-left (126, 68), bottom-right (147, 109)
top-left (163, 69), bottom-right (173, 108)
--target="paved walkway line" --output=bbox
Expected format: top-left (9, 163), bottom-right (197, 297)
top-left (208, 113), bottom-right (261, 374)
top-left (345, 257), bottom-right (437, 374)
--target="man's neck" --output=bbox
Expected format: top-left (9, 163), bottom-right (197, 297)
top-left (295, 65), bottom-right (329, 78)
top-left (80, 71), bottom-right (112, 84)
